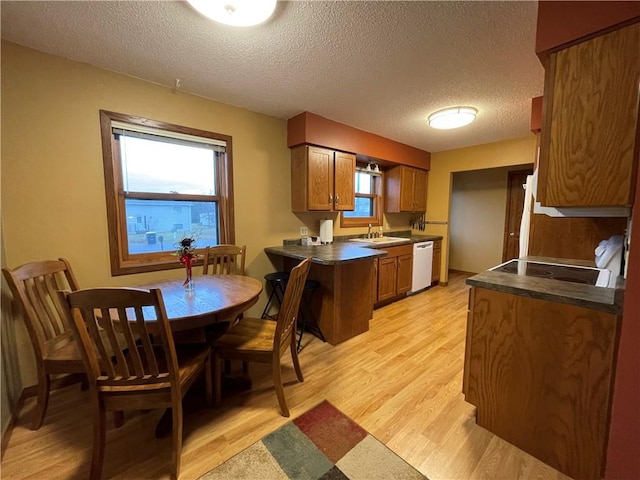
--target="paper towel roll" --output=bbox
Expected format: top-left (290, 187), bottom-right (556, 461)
top-left (320, 219), bottom-right (333, 244)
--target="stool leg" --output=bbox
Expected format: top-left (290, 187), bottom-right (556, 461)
top-left (302, 289), bottom-right (326, 344)
top-left (261, 284), bottom-right (277, 319)
top-left (296, 305), bottom-right (307, 352)
top-left (274, 283), bottom-right (286, 312)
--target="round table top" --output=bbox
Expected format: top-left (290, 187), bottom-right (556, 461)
top-left (137, 275), bottom-right (263, 332)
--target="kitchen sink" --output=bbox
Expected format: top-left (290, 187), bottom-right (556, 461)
top-left (349, 236), bottom-right (408, 245)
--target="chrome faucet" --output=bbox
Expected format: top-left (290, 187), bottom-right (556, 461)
top-left (367, 223), bottom-right (372, 238)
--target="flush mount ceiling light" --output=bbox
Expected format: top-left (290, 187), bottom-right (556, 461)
top-left (428, 106), bottom-right (478, 129)
top-left (187, 0), bottom-right (277, 27)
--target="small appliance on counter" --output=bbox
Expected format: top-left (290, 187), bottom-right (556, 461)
top-left (319, 219), bottom-right (333, 244)
top-left (595, 235), bottom-right (624, 287)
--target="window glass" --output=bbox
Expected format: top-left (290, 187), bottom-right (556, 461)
top-left (354, 171), bottom-right (372, 194)
top-left (343, 197), bottom-right (374, 218)
top-left (340, 169), bottom-right (382, 227)
top-left (124, 199), bottom-right (219, 254)
top-left (120, 135), bottom-right (216, 195)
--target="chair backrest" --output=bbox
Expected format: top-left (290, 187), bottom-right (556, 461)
top-left (2, 258), bottom-right (80, 360)
top-left (203, 245), bottom-right (246, 275)
top-left (274, 258), bottom-right (311, 356)
top-left (59, 287), bottom-right (180, 392)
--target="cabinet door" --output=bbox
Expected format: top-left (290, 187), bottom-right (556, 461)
top-left (333, 151), bottom-right (356, 211)
top-left (432, 240), bottom-right (441, 283)
top-left (396, 254), bottom-right (413, 294)
top-left (307, 146), bottom-right (334, 210)
top-left (377, 257), bottom-right (397, 302)
top-left (538, 22), bottom-right (640, 207)
top-left (399, 167), bottom-right (415, 211)
top-left (372, 257), bottom-right (379, 305)
top-left (462, 287), bottom-right (475, 399)
top-left (413, 169), bottom-right (428, 212)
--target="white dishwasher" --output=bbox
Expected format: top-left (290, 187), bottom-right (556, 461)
top-left (410, 241), bottom-right (433, 293)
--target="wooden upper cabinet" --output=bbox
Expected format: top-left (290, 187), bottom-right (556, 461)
top-left (333, 151), bottom-right (356, 211)
top-left (413, 169), bottom-right (428, 211)
top-left (307, 146), bottom-right (333, 210)
top-left (537, 22), bottom-right (640, 208)
top-left (291, 145), bottom-right (355, 212)
top-left (385, 165), bottom-right (429, 212)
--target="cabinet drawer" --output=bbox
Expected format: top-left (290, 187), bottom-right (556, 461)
top-left (381, 244), bottom-right (413, 258)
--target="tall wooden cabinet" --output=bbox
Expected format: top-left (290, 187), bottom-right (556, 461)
top-left (385, 165), bottom-right (428, 212)
top-left (537, 22), bottom-right (640, 208)
top-left (291, 145), bottom-right (355, 212)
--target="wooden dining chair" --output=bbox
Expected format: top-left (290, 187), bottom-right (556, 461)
top-left (202, 244), bottom-right (248, 372)
top-left (1, 258), bottom-right (124, 430)
top-left (202, 245), bottom-right (246, 275)
top-left (212, 257), bottom-right (311, 417)
top-left (59, 287), bottom-right (212, 480)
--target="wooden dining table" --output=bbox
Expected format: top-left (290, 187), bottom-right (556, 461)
top-left (128, 274), bottom-right (263, 436)
top-left (132, 274), bottom-right (263, 334)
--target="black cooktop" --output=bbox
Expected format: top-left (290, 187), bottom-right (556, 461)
top-left (491, 260), bottom-right (601, 285)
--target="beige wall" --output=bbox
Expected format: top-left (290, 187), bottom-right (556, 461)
top-left (449, 167), bottom-right (523, 273)
top-left (425, 136), bottom-right (537, 282)
top-left (0, 41), bottom-right (308, 391)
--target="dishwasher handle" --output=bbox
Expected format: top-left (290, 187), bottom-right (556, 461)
top-left (414, 241), bottom-right (434, 249)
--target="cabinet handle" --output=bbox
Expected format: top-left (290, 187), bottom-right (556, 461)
top-left (335, 195), bottom-right (340, 205)
top-left (329, 193), bottom-right (334, 205)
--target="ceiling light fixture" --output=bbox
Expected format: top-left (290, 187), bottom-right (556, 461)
top-left (428, 106), bottom-right (478, 129)
top-left (187, 0), bottom-right (277, 27)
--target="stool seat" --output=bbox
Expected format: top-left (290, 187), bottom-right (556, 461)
top-left (265, 272), bottom-right (290, 283)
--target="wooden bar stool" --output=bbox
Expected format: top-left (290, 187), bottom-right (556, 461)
top-left (296, 279), bottom-right (325, 351)
top-left (261, 271), bottom-right (289, 320)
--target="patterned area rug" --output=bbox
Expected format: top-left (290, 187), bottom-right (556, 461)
top-left (199, 400), bottom-right (426, 480)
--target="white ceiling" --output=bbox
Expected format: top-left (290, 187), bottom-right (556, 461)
top-left (1, 0), bottom-right (544, 153)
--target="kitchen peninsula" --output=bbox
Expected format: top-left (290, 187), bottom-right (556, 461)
top-left (265, 235), bottom-right (441, 345)
top-left (265, 242), bottom-right (383, 345)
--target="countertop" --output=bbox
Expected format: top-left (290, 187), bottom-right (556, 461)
top-left (265, 235), bottom-right (443, 265)
top-left (466, 256), bottom-right (624, 314)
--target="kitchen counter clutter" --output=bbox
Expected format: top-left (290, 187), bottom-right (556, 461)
top-left (465, 255), bottom-right (624, 314)
top-left (463, 255), bottom-right (624, 479)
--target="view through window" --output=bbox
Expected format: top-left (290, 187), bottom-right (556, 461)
top-left (341, 169), bottom-right (383, 227)
top-left (100, 111), bottom-right (234, 275)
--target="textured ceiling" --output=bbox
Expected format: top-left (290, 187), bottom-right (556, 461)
top-left (1, 0), bottom-right (544, 153)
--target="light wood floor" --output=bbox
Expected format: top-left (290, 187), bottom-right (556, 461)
top-left (1, 272), bottom-right (570, 479)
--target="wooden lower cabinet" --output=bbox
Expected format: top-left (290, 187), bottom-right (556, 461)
top-left (374, 244), bottom-right (413, 306)
top-left (431, 239), bottom-right (441, 284)
top-left (283, 257), bottom-right (373, 345)
top-left (464, 286), bottom-right (620, 480)
top-left (377, 257), bottom-right (397, 302)
top-left (397, 254), bottom-right (413, 294)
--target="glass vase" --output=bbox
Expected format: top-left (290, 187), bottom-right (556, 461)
top-left (184, 270), bottom-right (195, 292)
